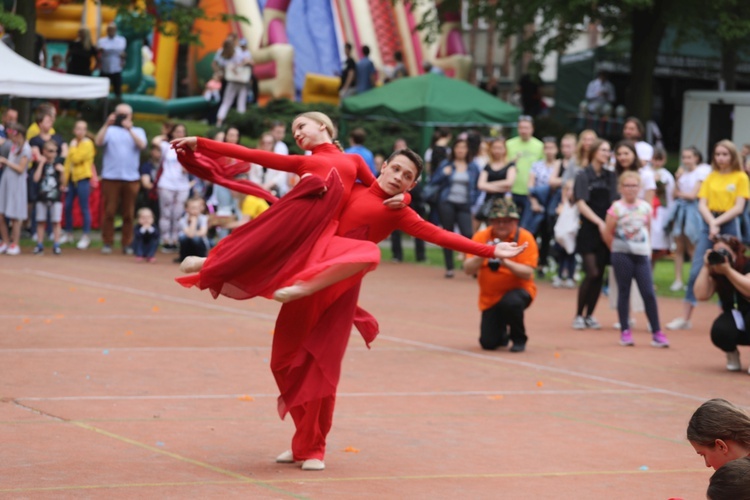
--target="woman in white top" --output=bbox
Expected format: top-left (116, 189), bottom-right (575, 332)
top-left (158, 123), bottom-right (192, 250)
top-left (215, 39), bottom-right (252, 126)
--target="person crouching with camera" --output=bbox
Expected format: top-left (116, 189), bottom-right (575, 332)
top-left (694, 235), bottom-right (750, 373)
top-left (464, 198), bottom-right (539, 352)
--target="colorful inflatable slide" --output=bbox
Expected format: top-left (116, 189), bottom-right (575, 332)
top-left (192, 0), bottom-right (471, 103)
top-left (35, 0), bottom-right (471, 112)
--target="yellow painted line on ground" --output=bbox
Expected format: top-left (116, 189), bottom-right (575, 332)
top-left (65, 420), bottom-right (308, 499)
top-left (0, 468), bottom-right (707, 493)
top-left (252, 467), bottom-right (707, 484)
top-left (550, 412), bottom-right (688, 445)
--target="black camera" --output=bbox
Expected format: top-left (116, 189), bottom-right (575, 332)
top-left (488, 238), bottom-right (502, 272)
top-left (707, 248), bottom-right (733, 266)
top-left (113, 113), bottom-right (127, 127)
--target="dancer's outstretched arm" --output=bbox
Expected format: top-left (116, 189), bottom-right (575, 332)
top-left (172, 137), bottom-right (307, 174)
top-left (398, 209), bottom-right (527, 259)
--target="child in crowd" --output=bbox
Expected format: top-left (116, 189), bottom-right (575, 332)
top-left (688, 398), bottom-right (750, 471)
top-left (133, 207), bottom-right (159, 262)
top-left (50, 54), bottom-right (65, 73)
top-left (0, 123), bottom-right (32, 255)
top-left (137, 143), bottom-right (161, 220)
top-left (552, 180), bottom-right (577, 288)
top-left (203, 71), bottom-right (222, 103)
top-left (62, 119), bottom-right (96, 250)
top-left (603, 171), bottom-right (668, 347)
top-left (33, 140), bottom-right (64, 255)
top-left (178, 197), bottom-right (210, 262)
top-left (707, 457), bottom-right (750, 500)
top-left (666, 146), bottom-right (709, 292)
top-left (649, 147), bottom-right (675, 268)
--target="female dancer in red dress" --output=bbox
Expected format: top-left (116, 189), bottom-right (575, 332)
top-left (175, 146), bottom-right (526, 471)
top-left (173, 112), bottom-right (406, 301)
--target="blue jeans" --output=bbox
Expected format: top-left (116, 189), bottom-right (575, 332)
top-left (64, 178), bottom-right (91, 233)
top-left (133, 230), bottom-right (159, 258)
top-left (685, 218), bottom-right (741, 305)
top-left (512, 194), bottom-right (530, 228)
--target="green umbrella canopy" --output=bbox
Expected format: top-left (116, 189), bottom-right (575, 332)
top-left (341, 73), bottom-right (520, 126)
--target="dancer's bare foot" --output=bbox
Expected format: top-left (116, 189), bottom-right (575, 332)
top-left (273, 284), bottom-right (311, 303)
top-left (179, 256), bottom-right (206, 273)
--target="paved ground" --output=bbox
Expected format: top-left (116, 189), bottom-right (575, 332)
top-left (1, 251), bottom-right (746, 499)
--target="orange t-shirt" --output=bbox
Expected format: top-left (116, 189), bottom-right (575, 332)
top-left (467, 227), bottom-right (539, 311)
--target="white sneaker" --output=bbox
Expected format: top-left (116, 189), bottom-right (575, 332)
top-left (31, 233), bottom-right (39, 243)
top-left (669, 280), bottom-right (684, 292)
top-left (666, 318), bottom-right (692, 330)
top-left (76, 235), bottom-right (90, 250)
top-left (727, 350), bottom-right (742, 371)
top-left (0, 243), bottom-right (7, 254)
top-left (301, 459), bottom-right (325, 471)
top-left (552, 276), bottom-right (562, 288)
top-left (6, 244), bottom-right (20, 255)
top-left (613, 318), bottom-right (636, 330)
top-left (564, 278), bottom-right (576, 288)
top-left (59, 232), bottom-right (72, 244)
top-left (572, 316), bottom-right (586, 330)
top-left (276, 450), bottom-right (296, 464)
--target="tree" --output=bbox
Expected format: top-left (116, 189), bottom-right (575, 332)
top-left (410, 0), bottom-right (701, 123)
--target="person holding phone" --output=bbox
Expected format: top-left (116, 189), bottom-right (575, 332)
top-left (95, 103), bottom-right (147, 254)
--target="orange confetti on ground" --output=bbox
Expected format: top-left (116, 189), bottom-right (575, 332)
top-left (69, 287), bottom-right (77, 292)
top-left (15, 325), bottom-right (23, 331)
top-left (22, 318), bottom-right (30, 324)
top-left (537, 381), bottom-right (544, 387)
top-left (343, 446), bottom-right (360, 453)
top-left (238, 395), bottom-right (254, 401)
top-left (487, 395), bottom-right (504, 400)
top-left (44, 319), bottom-right (52, 324)
top-left (152, 306), bottom-right (160, 312)
top-left (554, 352), bottom-right (561, 358)
top-left (97, 297), bottom-right (106, 303)
top-left (125, 330), bottom-right (134, 336)
top-left (54, 314), bottom-right (64, 319)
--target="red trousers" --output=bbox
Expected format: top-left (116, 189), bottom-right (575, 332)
top-left (271, 278), bottom-right (362, 461)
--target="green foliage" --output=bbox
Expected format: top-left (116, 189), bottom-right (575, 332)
top-left (0, 4), bottom-right (26, 34)
top-left (223, 99), bottom-right (422, 155)
top-left (99, 0), bottom-right (248, 46)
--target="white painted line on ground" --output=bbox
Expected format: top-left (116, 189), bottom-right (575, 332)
top-left (15, 388), bottom-right (654, 402)
top-left (19, 269), bottom-right (277, 321)
top-left (18, 268), bottom-right (711, 404)
top-left (379, 335), bottom-right (709, 403)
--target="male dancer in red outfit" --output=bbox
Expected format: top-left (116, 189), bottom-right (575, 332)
top-left (178, 148), bottom-right (526, 471)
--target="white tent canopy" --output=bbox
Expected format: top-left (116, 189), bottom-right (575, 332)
top-left (0, 42), bottom-right (110, 99)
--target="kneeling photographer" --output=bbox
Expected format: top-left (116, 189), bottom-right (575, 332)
top-left (694, 235), bottom-right (750, 373)
top-left (464, 199), bottom-right (538, 352)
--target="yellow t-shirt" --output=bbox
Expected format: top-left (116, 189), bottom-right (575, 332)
top-left (241, 195), bottom-right (270, 219)
top-left (63, 138), bottom-right (96, 184)
top-left (698, 170), bottom-right (750, 212)
top-left (26, 122), bottom-right (56, 140)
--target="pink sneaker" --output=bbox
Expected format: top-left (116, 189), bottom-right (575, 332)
top-left (619, 329), bottom-right (634, 346)
top-left (147, 257), bottom-right (156, 263)
top-left (134, 256), bottom-right (144, 262)
top-left (651, 331), bottom-right (670, 348)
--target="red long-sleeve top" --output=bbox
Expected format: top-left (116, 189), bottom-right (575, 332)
top-left (196, 138), bottom-right (375, 213)
top-left (339, 182), bottom-right (497, 258)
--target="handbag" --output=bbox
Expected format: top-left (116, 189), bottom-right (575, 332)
top-left (553, 202), bottom-right (580, 254)
top-left (225, 62), bottom-right (251, 84)
top-left (422, 183), bottom-right (442, 205)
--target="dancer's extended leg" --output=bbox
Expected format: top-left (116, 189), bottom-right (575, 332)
top-left (273, 262), bottom-right (369, 303)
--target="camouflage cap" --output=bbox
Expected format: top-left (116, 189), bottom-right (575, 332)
top-left (488, 197), bottom-right (520, 220)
